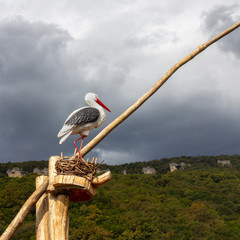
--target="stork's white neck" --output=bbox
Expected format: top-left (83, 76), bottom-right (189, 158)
top-left (86, 99), bottom-right (100, 110)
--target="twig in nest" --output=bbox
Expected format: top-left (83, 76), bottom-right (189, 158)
top-left (55, 156), bottom-right (104, 182)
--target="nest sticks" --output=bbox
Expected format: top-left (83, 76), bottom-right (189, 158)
top-left (55, 154), bottom-right (103, 182)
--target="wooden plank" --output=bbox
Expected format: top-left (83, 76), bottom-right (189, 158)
top-left (52, 175), bottom-right (95, 202)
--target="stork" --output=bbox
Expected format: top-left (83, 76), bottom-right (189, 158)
top-left (57, 93), bottom-right (111, 159)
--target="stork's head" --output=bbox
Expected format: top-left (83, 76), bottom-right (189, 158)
top-left (85, 93), bottom-right (111, 112)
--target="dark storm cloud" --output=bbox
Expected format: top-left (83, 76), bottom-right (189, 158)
top-left (0, 5), bottom-right (240, 165)
top-left (99, 90), bottom-right (240, 164)
top-left (0, 17), bottom-right (130, 163)
top-left (0, 17), bottom-right (83, 162)
top-left (202, 4), bottom-right (240, 58)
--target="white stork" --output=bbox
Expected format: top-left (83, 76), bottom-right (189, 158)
top-left (57, 92), bottom-right (111, 159)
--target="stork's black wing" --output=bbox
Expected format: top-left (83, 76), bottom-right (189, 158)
top-left (65, 107), bottom-right (100, 126)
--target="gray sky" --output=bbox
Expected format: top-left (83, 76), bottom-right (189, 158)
top-left (0, 1), bottom-right (239, 164)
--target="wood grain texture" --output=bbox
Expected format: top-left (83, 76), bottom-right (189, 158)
top-left (48, 156), bottom-right (69, 240)
top-left (50, 171), bottom-right (111, 201)
top-left (92, 171), bottom-right (112, 188)
top-left (36, 176), bottom-right (50, 240)
top-left (48, 194), bottom-right (69, 240)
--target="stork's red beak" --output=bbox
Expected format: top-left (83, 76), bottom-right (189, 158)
top-left (96, 98), bottom-right (111, 112)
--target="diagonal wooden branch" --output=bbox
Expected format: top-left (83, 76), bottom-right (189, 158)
top-left (72, 21), bottom-right (240, 159)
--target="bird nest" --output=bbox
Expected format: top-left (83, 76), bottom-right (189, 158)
top-left (55, 154), bottom-right (103, 182)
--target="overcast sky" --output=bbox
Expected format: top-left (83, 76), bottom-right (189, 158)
top-left (0, 0), bottom-right (239, 165)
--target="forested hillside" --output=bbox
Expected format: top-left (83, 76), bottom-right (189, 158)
top-left (1, 156), bottom-right (240, 239)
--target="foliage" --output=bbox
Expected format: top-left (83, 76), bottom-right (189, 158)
top-left (1, 156), bottom-right (240, 239)
top-left (0, 174), bottom-right (36, 240)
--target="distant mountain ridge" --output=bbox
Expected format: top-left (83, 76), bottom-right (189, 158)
top-left (1, 154), bottom-right (239, 176)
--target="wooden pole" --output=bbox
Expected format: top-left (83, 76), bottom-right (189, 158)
top-left (36, 176), bottom-right (50, 240)
top-left (48, 156), bottom-right (69, 240)
top-left (74, 21), bottom-right (240, 159)
top-left (0, 179), bottom-right (49, 240)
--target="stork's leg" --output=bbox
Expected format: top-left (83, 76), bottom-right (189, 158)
top-left (74, 137), bottom-right (81, 158)
top-left (74, 136), bottom-right (85, 160)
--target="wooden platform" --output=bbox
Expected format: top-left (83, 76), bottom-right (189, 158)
top-left (47, 171), bottom-right (111, 202)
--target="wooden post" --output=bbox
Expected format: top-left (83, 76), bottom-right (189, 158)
top-left (36, 176), bottom-right (49, 240)
top-left (48, 156), bottom-right (69, 240)
top-left (45, 156), bottom-right (111, 239)
top-left (48, 194), bottom-right (69, 240)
